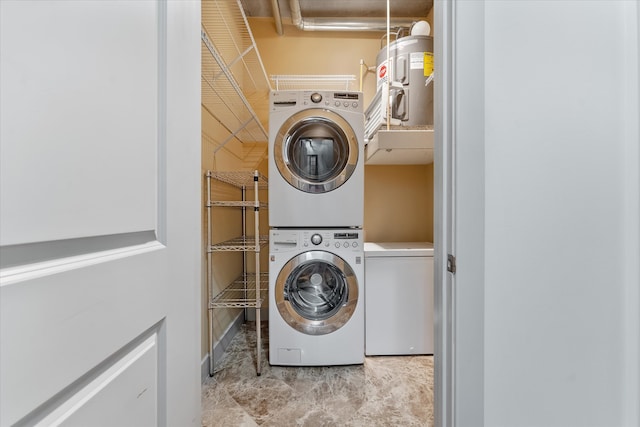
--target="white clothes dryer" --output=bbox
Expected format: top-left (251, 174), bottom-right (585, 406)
top-left (269, 228), bottom-right (364, 366)
top-left (268, 90), bottom-right (364, 228)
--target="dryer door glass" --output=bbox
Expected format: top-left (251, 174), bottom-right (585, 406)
top-left (274, 109), bottom-right (358, 194)
top-left (287, 120), bottom-right (347, 184)
top-left (275, 251), bottom-right (360, 336)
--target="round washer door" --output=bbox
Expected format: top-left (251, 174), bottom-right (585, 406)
top-left (275, 251), bottom-right (359, 336)
top-left (274, 109), bottom-right (359, 194)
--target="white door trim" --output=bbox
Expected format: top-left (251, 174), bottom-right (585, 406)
top-left (622, 1), bottom-right (640, 423)
top-left (433, 0), bottom-right (455, 425)
top-left (435, 0), bottom-right (488, 425)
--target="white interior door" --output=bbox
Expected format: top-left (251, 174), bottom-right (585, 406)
top-left (0, 1), bottom-right (201, 426)
top-left (436, 1), bottom-right (640, 426)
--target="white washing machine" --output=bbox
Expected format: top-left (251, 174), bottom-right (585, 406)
top-left (268, 90), bottom-right (364, 228)
top-left (269, 228), bottom-right (365, 366)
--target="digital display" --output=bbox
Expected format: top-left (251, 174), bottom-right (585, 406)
top-left (334, 232), bottom-right (359, 239)
top-left (333, 92), bottom-right (359, 100)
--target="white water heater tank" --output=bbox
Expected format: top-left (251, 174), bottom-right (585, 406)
top-left (375, 34), bottom-right (434, 127)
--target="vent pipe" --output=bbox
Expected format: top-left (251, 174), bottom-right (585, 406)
top-left (289, 0), bottom-right (415, 32)
top-left (271, 0), bottom-right (284, 35)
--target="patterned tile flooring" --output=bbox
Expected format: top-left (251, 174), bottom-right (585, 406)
top-left (202, 323), bottom-right (434, 427)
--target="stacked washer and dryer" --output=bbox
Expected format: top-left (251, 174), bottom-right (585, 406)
top-left (268, 90), bottom-right (365, 366)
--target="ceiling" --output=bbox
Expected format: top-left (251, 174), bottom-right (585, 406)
top-left (240, 0), bottom-right (433, 21)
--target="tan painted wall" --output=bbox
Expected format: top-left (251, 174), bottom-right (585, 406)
top-left (364, 164), bottom-right (433, 242)
top-left (248, 18), bottom-right (381, 106)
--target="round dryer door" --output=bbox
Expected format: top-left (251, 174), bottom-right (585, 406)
top-left (275, 251), bottom-right (359, 336)
top-left (274, 109), bottom-right (359, 194)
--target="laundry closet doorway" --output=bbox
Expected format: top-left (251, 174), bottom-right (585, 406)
top-left (201, 1), bottom-right (639, 426)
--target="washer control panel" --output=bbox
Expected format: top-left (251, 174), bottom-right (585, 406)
top-left (271, 229), bottom-right (362, 252)
top-left (301, 230), bottom-right (361, 250)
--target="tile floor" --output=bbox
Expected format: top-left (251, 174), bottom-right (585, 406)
top-left (202, 323), bottom-right (434, 427)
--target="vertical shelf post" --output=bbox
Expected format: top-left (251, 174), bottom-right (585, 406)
top-left (206, 172), bottom-right (215, 377)
top-left (254, 170), bottom-right (262, 376)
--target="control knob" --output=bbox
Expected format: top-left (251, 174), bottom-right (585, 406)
top-left (310, 93), bottom-right (322, 103)
top-left (310, 234), bottom-right (323, 245)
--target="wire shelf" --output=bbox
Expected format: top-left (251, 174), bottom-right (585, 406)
top-left (209, 201), bottom-right (268, 208)
top-left (270, 74), bottom-right (357, 91)
top-left (206, 170), bottom-right (268, 189)
top-left (208, 235), bottom-right (269, 252)
top-left (209, 273), bottom-right (269, 308)
top-left (201, 0), bottom-right (271, 147)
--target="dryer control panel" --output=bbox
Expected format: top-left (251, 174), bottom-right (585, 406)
top-left (270, 90), bottom-right (363, 114)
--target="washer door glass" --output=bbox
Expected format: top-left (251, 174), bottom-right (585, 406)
top-left (274, 109), bottom-right (358, 194)
top-left (275, 251), bottom-right (359, 336)
top-left (286, 259), bottom-right (347, 320)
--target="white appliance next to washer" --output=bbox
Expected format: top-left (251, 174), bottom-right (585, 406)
top-left (364, 242), bottom-right (434, 356)
top-left (269, 228), bottom-right (365, 366)
top-left (268, 90), bottom-right (364, 228)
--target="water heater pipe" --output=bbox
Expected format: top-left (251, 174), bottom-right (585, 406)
top-left (386, 0), bottom-right (390, 130)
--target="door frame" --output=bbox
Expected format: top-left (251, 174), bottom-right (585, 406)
top-left (433, 0), bottom-right (455, 424)
top-left (434, 0), bottom-right (487, 425)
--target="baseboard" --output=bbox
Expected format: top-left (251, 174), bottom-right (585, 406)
top-left (201, 311), bottom-right (244, 381)
top-left (243, 306), bottom-right (269, 322)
